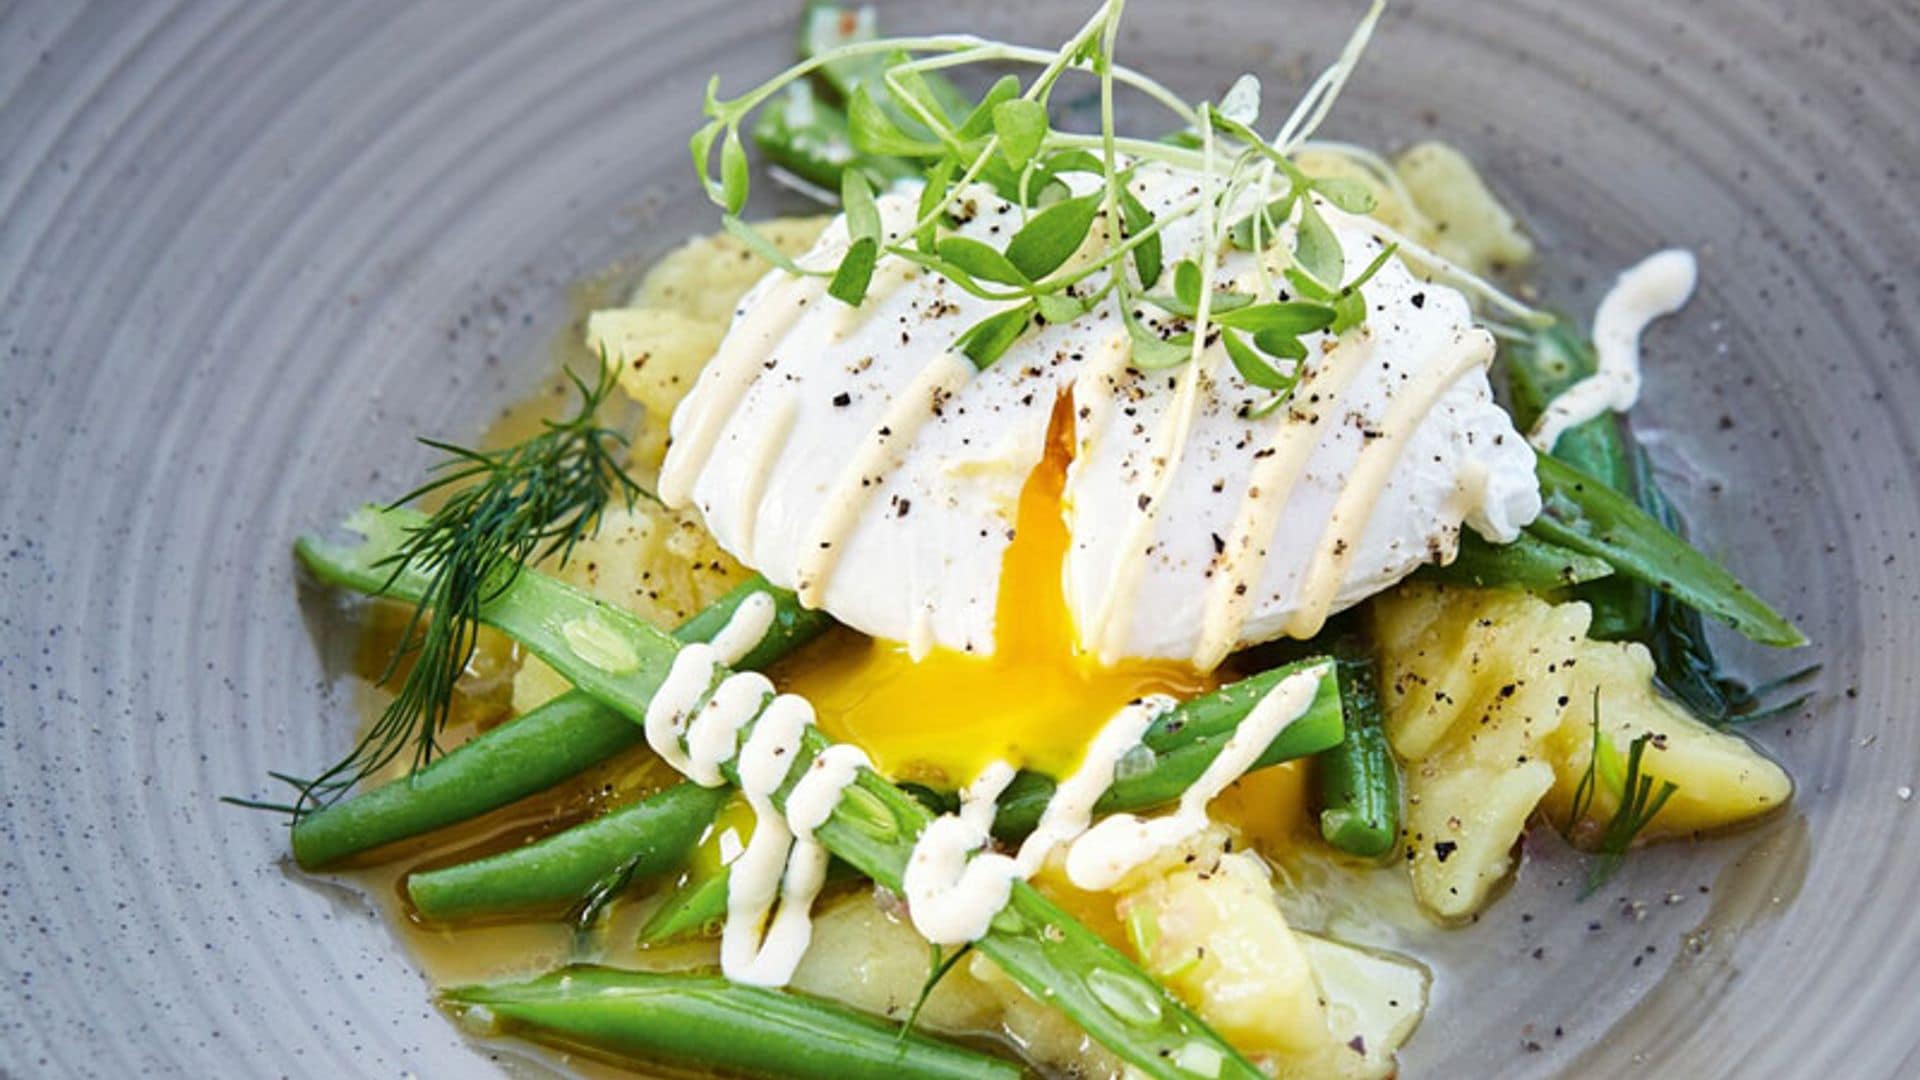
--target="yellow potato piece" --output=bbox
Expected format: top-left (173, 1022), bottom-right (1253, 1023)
top-left (1544, 640), bottom-right (1793, 840)
top-left (1393, 141), bottom-right (1535, 276)
top-left (1374, 582), bottom-right (1793, 918)
top-left (1403, 756), bottom-right (1556, 920)
top-left (1121, 852), bottom-right (1328, 1057)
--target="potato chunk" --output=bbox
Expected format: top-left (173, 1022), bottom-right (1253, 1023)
top-left (1374, 582), bottom-right (1791, 918)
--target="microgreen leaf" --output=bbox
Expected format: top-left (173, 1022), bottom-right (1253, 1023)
top-left (999, 190), bottom-right (1100, 282)
top-left (1283, 266), bottom-right (1333, 303)
top-left (936, 236), bottom-right (1030, 287)
top-left (828, 235), bottom-right (879, 305)
top-left (1252, 327), bottom-right (1310, 359)
top-left (841, 169), bottom-right (882, 242)
top-left (1227, 194), bottom-right (1296, 252)
top-left (992, 98), bottom-right (1049, 171)
top-left (1145, 288), bottom-right (1253, 318)
top-left (1172, 259), bottom-right (1203, 311)
top-left (689, 124), bottom-right (722, 204)
top-left (1311, 176), bottom-right (1378, 215)
top-left (1217, 73), bottom-right (1262, 127)
top-left (849, 84), bottom-right (943, 157)
top-left (1213, 301), bottom-right (1335, 336)
top-left (915, 157), bottom-right (955, 253)
top-left (953, 301), bottom-right (1036, 369)
top-left (1223, 328), bottom-right (1290, 391)
top-left (720, 128), bottom-right (750, 215)
top-left (722, 215), bottom-right (820, 278)
top-left (1292, 198), bottom-right (1344, 286)
top-left (1116, 184), bottom-right (1163, 289)
top-left (958, 75), bottom-right (1021, 140)
top-left (1122, 303), bottom-right (1193, 370)
top-left (1036, 290), bottom-right (1092, 325)
top-left (1046, 148), bottom-right (1106, 175)
top-left (1329, 242), bottom-right (1396, 334)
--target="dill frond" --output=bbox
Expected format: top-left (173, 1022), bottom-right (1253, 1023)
top-left (277, 363), bottom-right (644, 818)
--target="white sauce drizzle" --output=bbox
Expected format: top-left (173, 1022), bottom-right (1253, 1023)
top-left (707, 590), bottom-right (778, 665)
top-left (1064, 666), bottom-right (1324, 891)
top-left (1529, 248), bottom-right (1697, 452)
top-left (661, 272), bottom-right (827, 507)
top-left (639, 598), bottom-right (873, 987)
top-left (1283, 329), bottom-right (1495, 639)
top-left (1191, 336), bottom-right (1376, 670)
top-left (793, 351), bottom-right (975, 607)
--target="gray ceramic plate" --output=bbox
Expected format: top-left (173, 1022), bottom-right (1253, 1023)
top-left (4, 0), bottom-right (1917, 1076)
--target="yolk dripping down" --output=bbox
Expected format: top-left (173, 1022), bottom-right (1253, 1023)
top-left (776, 394), bottom-right (1216, 786)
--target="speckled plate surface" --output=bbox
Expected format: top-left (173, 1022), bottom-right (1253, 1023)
top-left (3, 1), bottom-right (1917, 1076)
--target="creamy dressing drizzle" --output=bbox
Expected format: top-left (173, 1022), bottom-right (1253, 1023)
top-left (901, 697), bottom-right (1169, 946)
top-left (640, 595), bottom-right (872, 986)
top-left (1064, 666), bottom-right (1324, 891)
top-left (1192, 335), bottom-right (1377, 670)
top-left (1282, 329), bottom-right (1496, 639)
top-left (1529, 248), bottom-right (1697, 452)
top-left (794, 351), bottom-right (975, 607)
top-left (733, 397), bottom-right (798, 558)
top-left (661, 271), bottom-right (827, 507)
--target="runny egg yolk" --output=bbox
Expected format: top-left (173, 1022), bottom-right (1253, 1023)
top-left (776, 395), bottom-right (1216, 787)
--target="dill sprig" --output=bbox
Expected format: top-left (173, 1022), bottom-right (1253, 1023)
top-left (1569, 689), bottom-right (1680, 897)
top-left (252, 365), bottom-right (644, 819)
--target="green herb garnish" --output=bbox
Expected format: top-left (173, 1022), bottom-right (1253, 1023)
top-left (693, 0), bottom-right (1422, 404)
top-left (241, 366), bottom-right (644, 818)
top-left (1568, 689), bottom-right (1680, 897)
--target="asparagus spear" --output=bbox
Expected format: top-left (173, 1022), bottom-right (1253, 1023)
top-left (301, 504), bottom-right (1303, 1080)
top-left (446, 966), bottom-right (1021, 1080)
top-left (290, 575), bottom-right (830, 869)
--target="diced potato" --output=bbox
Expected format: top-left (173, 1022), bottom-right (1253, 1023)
top-left (586, 308), bottom-right (725, 472)
top-left (1393, 141), bottom-right (1534, 276)
top-left (1373, 582), bottom-right (1589, 762)
top-left (1293, 933), bottom-right (1429, 1080)
top-left (1119, 852), bottom-right (1327, 1057)
top-left (538, 500), bottom-right (750, 631)
top-left (1374, 582), bottom-right (1794, 918)
top-left (629, 216), bottom-right (831, 323)
top-left (509, 653), bottom-right (572, 714)
top-left (789, 890), bottom-right (1118, 1078)
top-left (1403, 756), bottom-right (1556, 920)
top-left (1543, 640), bottom-right (1792, 840)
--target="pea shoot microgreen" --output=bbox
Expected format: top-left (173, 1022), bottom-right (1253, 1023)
top-left (690, 0), bottom-right (1420, 400)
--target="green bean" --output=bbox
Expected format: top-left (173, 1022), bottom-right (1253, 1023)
top-left (1504, 323), bottom-right (1650, 638)
top-left (752, 83), bottom-right (915, 193)
top-left (989, 660), bottom-right (1344, 839)
top-left (636, 870), bottom-right (731, 944)
top-left (1418, 529), bottom-right (1614, 592)
top-left (407, 783), bottom-right (729, 923)
top-left (300, 505), bottom-right (1277, 1080)
top-left (1312, 640), bottom-right (1400, 858)
top-left (799, 3), bottom-right (972, 117)
top-left (445, 966), bottom-right (1020, 1080)
top-left (288, 574), bottom-right (829, 870)
top-left (1528, 454), bottom-right (1803, 647)
top-left (640, 662), bottom-right (1345, 944)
